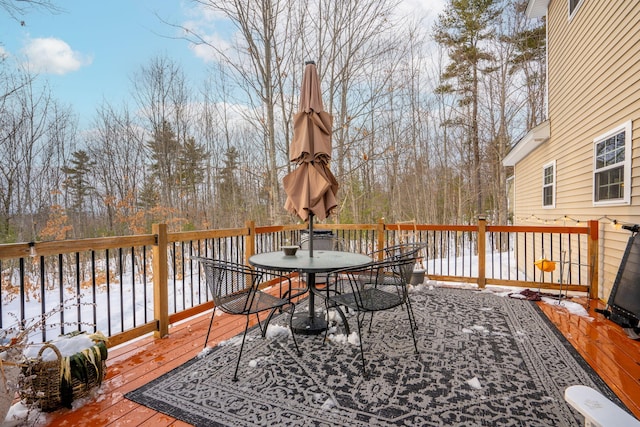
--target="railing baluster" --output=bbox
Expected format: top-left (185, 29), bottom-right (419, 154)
top-left (143, 246), bottom-right (148, 324)
top-left (59, 253), bottom-right (64, 336)
top-left (20, 258), bottom-right (25, 328)
top-left (119, 247), bottom-right (124, 333)
top-left (38, 256), bottom-right (44, 341)
top-left (92, 250), bottom-right (97, 333)
top-left (76, 251), bottom-right (81, 332)
top-left (172, 241), bottom-right (177, 314)
top-left (106, 248), bottom-right (111, 337)
top-left (131, 246), bottom-right (136, 329)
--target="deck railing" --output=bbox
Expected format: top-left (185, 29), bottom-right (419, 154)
top-left (0, 219), bottom-right (598, 348)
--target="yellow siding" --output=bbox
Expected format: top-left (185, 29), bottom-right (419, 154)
top-left (513, 1), bottom-right (640, 300)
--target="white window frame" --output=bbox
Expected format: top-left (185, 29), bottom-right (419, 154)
top-left (593, 121), bottom-right (632, 206)
top-left (568, 0), bottom-right (584, 20)
top-left (542, 160), bottom-right (556, 208)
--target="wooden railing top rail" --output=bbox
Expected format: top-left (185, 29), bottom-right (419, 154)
top-left (255, 224), bottom-right (307, 233)
top-left (167, 227), bottom-right (249, 244)
top-left (487, 225), bottom-right (590, 234)
top-left (312, 223), bottom-right (379, 231)
top-left (0, 221), bottom-right (594, 260)
top-left (0, 234), bottom-right (156, 259)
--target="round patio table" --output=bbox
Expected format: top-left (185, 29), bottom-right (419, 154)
top-left (248, 250), bottom-right (372, 335)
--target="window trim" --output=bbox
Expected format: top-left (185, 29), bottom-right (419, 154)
top-left (542, 160), bottom-right (556, 209)
top-left (592, 121), bottom-right (632, 206)
top-left (568, 0), bottom-right (584, 20)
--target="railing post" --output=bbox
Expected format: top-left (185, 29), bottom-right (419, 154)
top-left (152, 223), bottom-right (169, 338)
top-left (245, 220), bottom-right (256, 264)
top-left (376, 219), bottom-right (386, 258)
top-left (477, 217), bottom-right (486, 289)
top-left (588, 219), bottom-right (599, 300)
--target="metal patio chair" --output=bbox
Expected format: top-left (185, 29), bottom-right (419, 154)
top-left (194, 257), bottom-right (301, 381)
top-left (367, 242), bottom-right (425, 329)
top-left (323, 257), bottom-right (419, 378)
top-left (368, 242), bottom-right (425, 263)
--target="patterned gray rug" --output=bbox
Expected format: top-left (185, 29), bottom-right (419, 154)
top-left (126, 287), bottom-right (620, 426)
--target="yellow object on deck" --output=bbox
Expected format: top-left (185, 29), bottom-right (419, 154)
top-left (534, 258), bottom-right (556, 272)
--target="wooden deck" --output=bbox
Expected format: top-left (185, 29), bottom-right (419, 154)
top-left (42, 290), bottom-right (640, 426)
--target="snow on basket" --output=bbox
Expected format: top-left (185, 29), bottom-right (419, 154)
top-left (21, 332), bottom-right (108, 412)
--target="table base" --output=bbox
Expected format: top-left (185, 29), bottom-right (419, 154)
top-left (291, 312), bottom-right (327, 335)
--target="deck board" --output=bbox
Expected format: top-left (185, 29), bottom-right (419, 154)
top-left (41, 291), bottom-right (640, 426)
top-left (538, 297), bottom-right (640, 418)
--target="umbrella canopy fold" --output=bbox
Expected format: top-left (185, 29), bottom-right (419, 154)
top-left (283, 61), bottom-right (338, 222)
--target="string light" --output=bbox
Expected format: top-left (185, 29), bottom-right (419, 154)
top-left (514, 214), bottom-right (581, 223)
top-left (28, 241), bottom-right (36, 257)
top-left (514, 214), bottom-right (633, 230)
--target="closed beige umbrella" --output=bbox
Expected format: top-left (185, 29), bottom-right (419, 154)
top-left (283, 61), bottom-right (338, 255)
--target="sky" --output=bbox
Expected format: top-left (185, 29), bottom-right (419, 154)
top-left (0, 0), bottom-right (445, 131)
top-left (0, 1), bottom-right (203, 130)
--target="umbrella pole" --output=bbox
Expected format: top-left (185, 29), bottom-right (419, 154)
top-left (308, 213), bottom-right (314, 257)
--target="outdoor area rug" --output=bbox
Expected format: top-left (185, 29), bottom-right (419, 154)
top-left (126, 287), bottom-right (621, 426)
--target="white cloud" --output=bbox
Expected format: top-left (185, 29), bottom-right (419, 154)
top-left (182, 7), bottom-right (234, 65)
top-left (188, 33), bottom-right (231, 63)
top-left (21, 37), bottom-right (92, 75)
top-left (0, 45), bottom-right (8, 60)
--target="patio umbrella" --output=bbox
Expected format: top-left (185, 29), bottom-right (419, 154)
top-left (283, 61), bottom-right (338, 256)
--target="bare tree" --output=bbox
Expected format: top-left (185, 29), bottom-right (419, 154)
top-left (87, 102), bottom-right (146, 234)
top-left (0, 0), bottom-right (62, 25)
top-left (0, 65), bottom-right (73, 242)
top-left (185, 0), bottom-right (301, 223)
top-left (508, 0), bottom-right (546, 129)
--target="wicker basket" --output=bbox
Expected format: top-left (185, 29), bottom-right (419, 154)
top-left (22, 341), bottom-right (107, 412)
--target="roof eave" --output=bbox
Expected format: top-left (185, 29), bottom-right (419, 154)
top-left (503, 120), bottom-right (550, 166)
top-left (526, 0), bottom-right (549, 18)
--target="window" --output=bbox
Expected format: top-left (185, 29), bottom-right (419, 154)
top-left (568, 0), bottom-right (584, 17)
top-left (593, 121), bottom-right (632, 205)
top-left (542, 161), bottom-right (555, 208)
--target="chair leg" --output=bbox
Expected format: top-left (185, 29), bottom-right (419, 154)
top-left (322, 302), bottom-right (352, 344)
top-left (355, 312), bottom-right (368, 379)
top-left (322, 301), bottom-right (331, 346)
top-left (405, 294), bottom-right (418, 331)
top-left (334, 305), bottom-right (351, 336)
top-left (204, 307), bottom-right (217, 349)
top-left (233, 316), bottom-right (252, 382)
top-left (255, 313), bottom-right (265, 336)
top-left (287, 303), bottom-right (302, 356)
top-left (405, 302), bottom-right (419, 354)
top-left (367, 312), bottom-right (374, 333)
top-left (262, 307), bottom-right (279, 338)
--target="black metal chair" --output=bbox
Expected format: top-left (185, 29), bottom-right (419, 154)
top-left (368, 242), bottom-right (425, 263)
top-left (299, 232), bottom-right (343, 285)
top-left (194, 257), bottom-right (301, 381)
top-left (323, 257), bottom-right (419, 378)
top-left (367, 243), bottom-right (425, 329)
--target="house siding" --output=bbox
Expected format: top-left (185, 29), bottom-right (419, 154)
top-left (512, 0), bottom-right (640, 300)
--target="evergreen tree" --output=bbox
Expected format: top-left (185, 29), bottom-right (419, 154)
top-left (138, 175), bottom-right (160, 211)
top-left (62, 150), bottom-right (96, 214)
top-left (434, 0), bottom-right (500, 216)
top-left (146, 120), bottom-right (181, 207)
top-left (178, 136), bottom-right (207, 198)
top-left (215, 147), bottom-right (243, 225)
